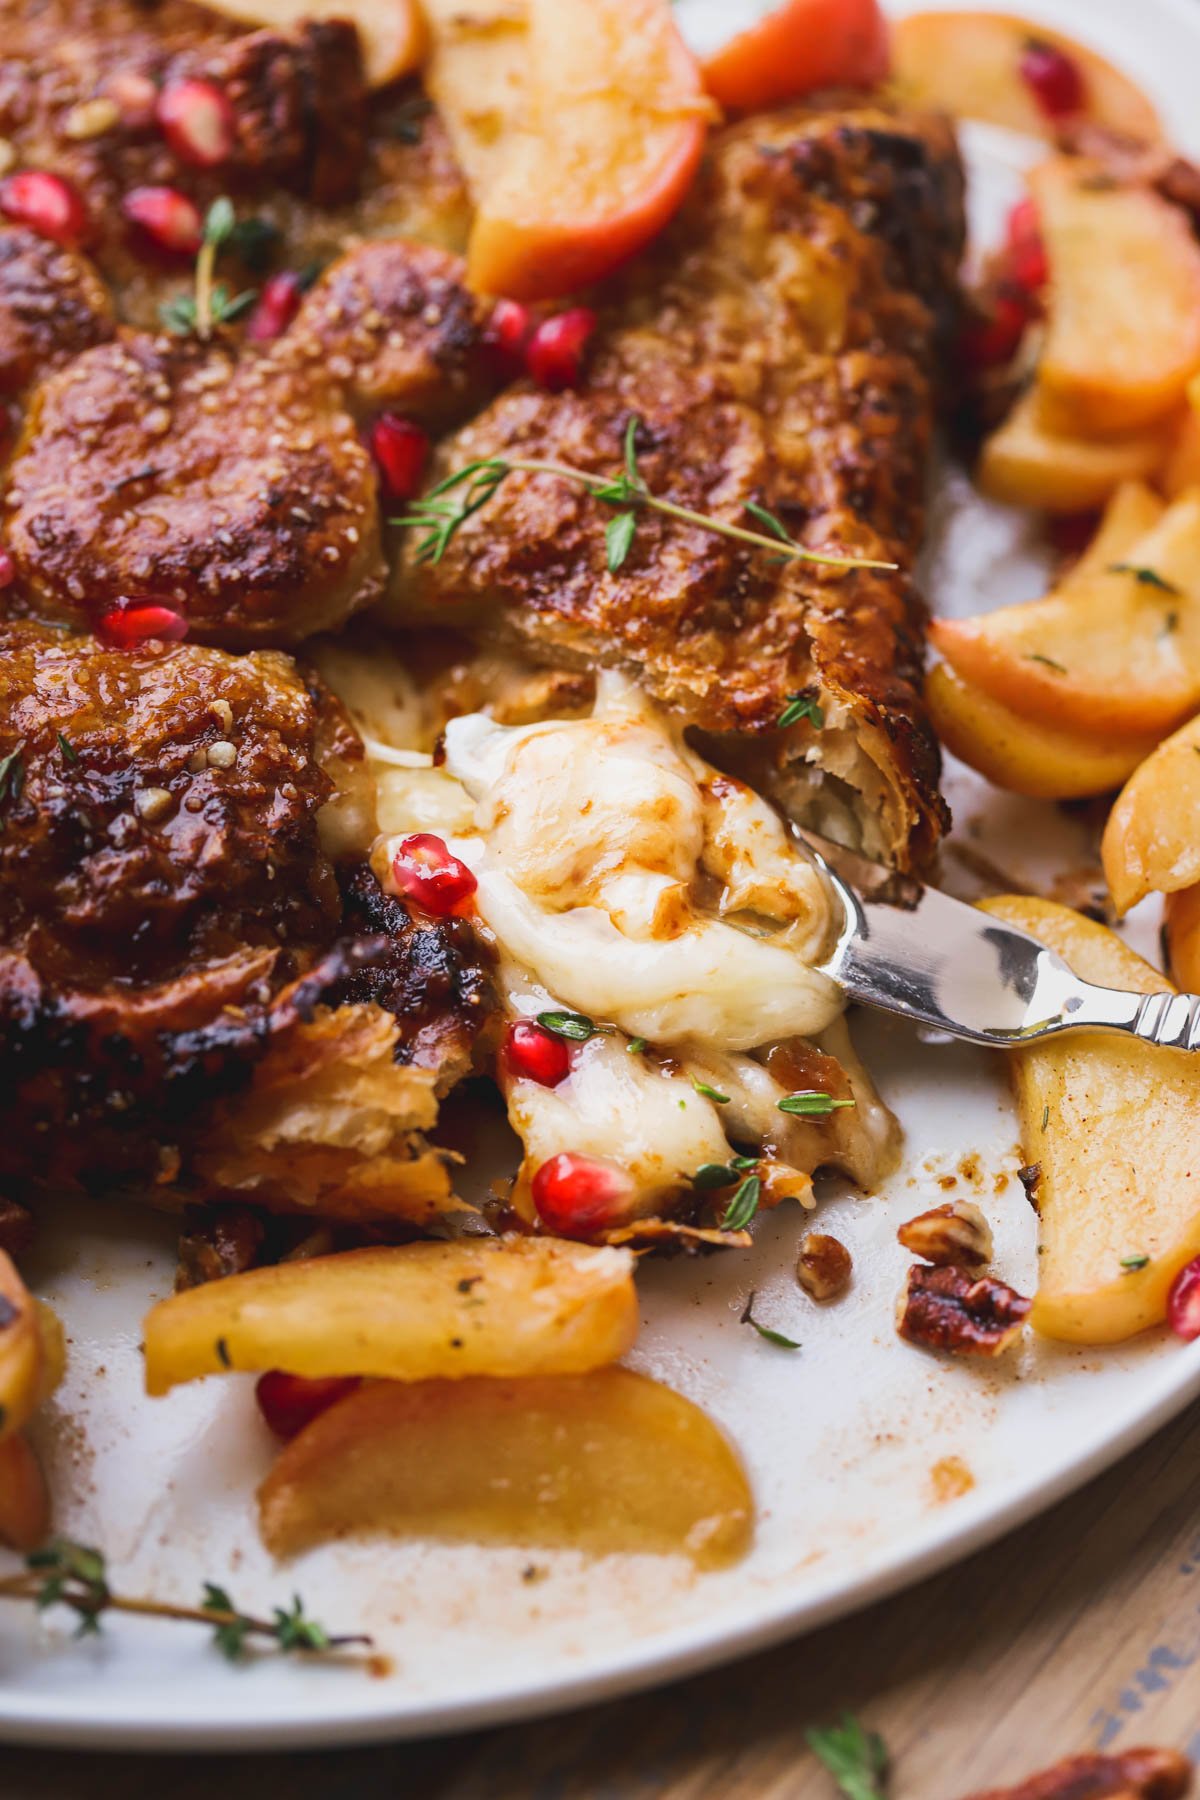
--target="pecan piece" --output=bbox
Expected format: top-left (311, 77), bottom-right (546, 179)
top-left (0, 1199), bottom-right (34, 1259)
top-left (960, 1746), bottom-right (1192, 1799)
top-left (898, 1200), bottom-right (993, 1272)
top-left (797, 1232), bottom-right (852, 1301)
top-left (897, 1263), bottom-right (1030, 1358)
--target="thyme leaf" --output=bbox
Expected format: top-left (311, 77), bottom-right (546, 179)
top-left (395, 419), bottom-right (898, 578)
top-left (537, 1009), bottom-right (602, 1042)
top-left (692, 1078), bottom-right (731, 1104)
top-left (605, 510), bottom-right (637, 572)
top-left (720, 1174), bottom-right (761, 1231)
top-left (807, 1713), bottom-right (889, 1799)
top-left (740, 1291), bottom-right (800, 1350)
top-left (1109, 563), bottom-right (1181, 595)
top-left (0, 1541), bottom-right (370, 1662)
top-left (778, 692), bottom-right (825, 730)
top-left (778, 1090), bottom-right (856, 1118)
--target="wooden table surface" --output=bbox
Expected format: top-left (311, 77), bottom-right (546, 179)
top-left (8, 1396), bottom-right (1200, 1799)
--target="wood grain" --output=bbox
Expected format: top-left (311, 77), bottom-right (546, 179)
top-left (7, 1400), bottom-right (1200, 1800)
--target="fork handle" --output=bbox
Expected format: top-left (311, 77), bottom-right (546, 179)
top-left (1066, 983), bottom-right (1200, 1052)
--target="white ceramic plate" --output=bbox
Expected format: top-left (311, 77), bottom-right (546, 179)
top-left (4, 0), bottom-right (1200, 1750)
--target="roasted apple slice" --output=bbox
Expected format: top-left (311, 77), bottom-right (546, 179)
top-left (1102, 713), bottom-right (1200, 915)
top-left (258, 1368), bottom-right (753, 1569)
top-left (1032, 158), bottom-right (1200, 436)
top-left (892, 12), bottom-right (1161, 143)
top-left (981, 896), bottom-right (1200, 1345)
top-left (204, 0), bottom-right (425, 87)
top-left (931, 489), bottom-right (1200, 739)
top-left (926, 664), bottom-right (1157, 801)
top-left (422, 0), bottom-right (709, 299)
top-left (0, 1251), bottom-right (43, 1441)
top-left (700, 0), bottom-right (889, 112)
top-left (1163, 378), bottom-right (1200, 499)
top-left (143, 1237), bottom-right (638, 1395)
top-left (978, 386), bottom-right (1172, 515)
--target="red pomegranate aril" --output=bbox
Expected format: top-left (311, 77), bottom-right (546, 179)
top-left (1006, 196), bottom-right (1048, 292)
top-left (489, 297), bottom-right (533, 361)
top-left (122, 185), bottom-right (203, 255)
top-left (370, 414), bottom-right (430, 502)
top-left (98, 604), bottom-right (189, 646)
top-left (532, 1152), bottom-right (634, 1239)
top-left (0, 548), bottom-right (14, 591)
top-left (156, 79), bottom-right (235, 169)
top-left (391, 833), bottom-right (477, 917)
top-left (1019, 39), bottom-right (1086, 120)
top-left (505, 1021), bottom-right (571, 1089)
top-left (246, 269), bottom-right (305, 342)
top-left (1167, 1256), bottom-right (1200, 1341)
top-left (525, 307), bottom-right (597, 391)
top-left (0, 171), bottom-right (88, 246)
top-left (960, 290), bottom-right (1031, 374)
top-left (255, 1371), bottom-right (360, 1441)
top-left (104, 70), bottom-right (160, 131)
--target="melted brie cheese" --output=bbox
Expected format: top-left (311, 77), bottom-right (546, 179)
top-left (441, 675), bottom-right (842, 1051)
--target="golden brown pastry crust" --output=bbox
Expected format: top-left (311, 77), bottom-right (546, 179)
top-left (398, 101), bottom-right (965, 869)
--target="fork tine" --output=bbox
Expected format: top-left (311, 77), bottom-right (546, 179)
top-left (1133, 991), bottom-right (1200, 1051)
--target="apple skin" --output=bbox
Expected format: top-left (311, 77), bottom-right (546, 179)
top-left (1165, 884), bottom-right (1200, 993)
top-left (702, 0), bottom-right (890, 114)
top-left (982, 895), bottom-right (1200, 1345)
top-left (927, 663), bottom-right (1157, 802)
top-left (203, 0), bottom-right (426, 87)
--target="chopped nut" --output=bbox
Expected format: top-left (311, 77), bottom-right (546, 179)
top-left (187, 748), bottom-right (207, 773)
top-left (898, 1200), bottom-right (993, 1273)
top-left (897, 1263), bottom-right (1030, 1359)
top-left (206, 740), bottom-right (237, 769)
top-left (133, 786), bottom-right (173, 823)
top-left (1017, 1162), bottom-right (1043, 1211)
top-left (62, 97), bottom-right (120, 140)
top-left (959, 1746), bottom-right (1192, 1800)
top-left (210, 698), bottom-right (234, 733)
top-left (0, 1198), bottom-right (35, 1258)
top-left (796, 1231), bottom-right (852, 1301)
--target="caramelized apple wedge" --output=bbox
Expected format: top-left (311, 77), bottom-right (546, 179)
top-left (1164, 394), bottom-right (1200, 499)
top-left (892, 12), bottom-right (1161, 143)
top-left (1032, 158), bottom-right (1200, 436)
top-left (926, 664), bottom-right (1157, 801)
top-left (143, 1237), bottom-right (638, 1396)
top-left (978, 386), bottom-right (1172, 515)
top-left (701, 0), bottom-right (889, 112)
top-left (204, 0), bottom-right (425, 87)
top-left (0, 1252), bottom-right (48, 1442)
top-left (258, 1368), bottom-right (753, 1569)
top-left (1102, 713), bottom-right (1200, 914)
top-left (931, 488), bottom-right (1200, 739)
top-left (422, 0), bottom-right (708, 299)
top-left (981, 896), bottom-right (1200, 1344)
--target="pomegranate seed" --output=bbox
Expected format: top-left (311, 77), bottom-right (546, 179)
top-left (1168, 1257), bottom-right (1200, 1341)
top-left (98, 604), bottom-right (189, 646)
top-left (1047, 511), bottom-right (1098, 557)
top-left (505, 1020), bottom-right (571, 1088)
top-left (123, 185), bottom-right (202, 256)
top-left (488, 297), bottom-right (533, 362)
top-left (370, 414), bottom-right (430, 503)
top-left (532, 1152), bottom-right (634, 1239)
top-left (156, 79), bottom-right (235, 169)
top-left (525, 307), bottom-right (597, 391)
top-left (1006, 196), bottom-right (1048, 292)
top-left (1019, 39), bottom-right (1086, 120)
top-left (959, 290), bottom-right (1031, 374)
top-left (0, 171), bottom-right (88, 246)
top-left (391, 833), bottom-right (477, 917)
top-left (255, 1371), bottom-right (359, 1441)
top-left (0, 547), bottom-right (14, 591)
top-left (246, 269), bottom-right (306, 342)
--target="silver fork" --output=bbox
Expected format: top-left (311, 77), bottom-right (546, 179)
top-left (800, 830), bottom-right (1200, 1053)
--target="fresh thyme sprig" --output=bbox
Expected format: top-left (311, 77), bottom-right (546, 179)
top-left (396, 417), bottom-right (897, 578)
top-left (807, 1713), bottom-right (889, 1798)
top-left (161, 198), bottom-right (258, 341)
top-left (0, 1539), bottom-right (372, 1663)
